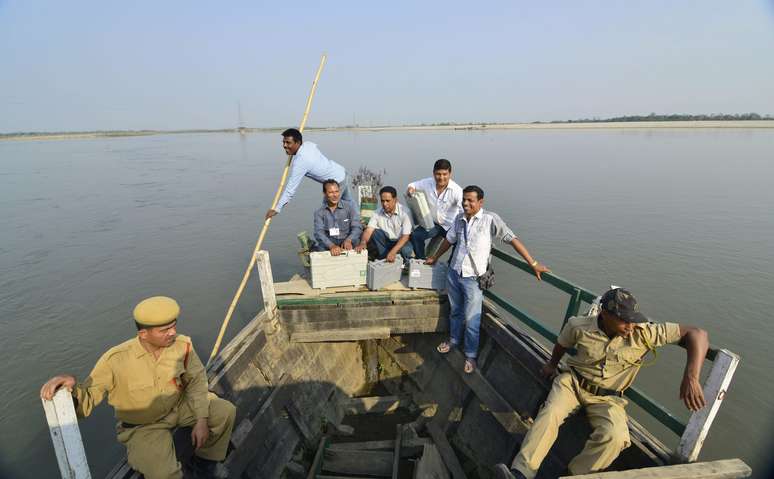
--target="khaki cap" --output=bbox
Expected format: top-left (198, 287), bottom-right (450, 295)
top-left (133, 296), bottom-right (180, 326)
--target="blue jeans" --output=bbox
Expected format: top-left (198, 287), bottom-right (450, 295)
top-left (371, 229), bottom-right (413, 261)
top-left (447, 268), bottom-right (483, 358)
top-left (411, 223), bottom-right (445, 259)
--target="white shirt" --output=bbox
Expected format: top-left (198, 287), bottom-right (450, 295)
top-left (407, 177), bottom-right (463, 230)
top-left (446, 209), bottom-right (517, 278)
top-left (368, 203), bottom-right (413, 241)
top-left (276, 142), bottom-right (346, 212)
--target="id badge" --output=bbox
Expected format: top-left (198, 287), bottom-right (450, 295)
top-left (329, 227), bottom-right (340, 237)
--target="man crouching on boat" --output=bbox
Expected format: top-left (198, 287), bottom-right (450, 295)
top-left (40, 296), bottom-right (236, 479)
top-left (494, 288), bottom-right (708, 479)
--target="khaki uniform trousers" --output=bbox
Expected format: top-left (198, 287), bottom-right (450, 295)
top-left (511, 372), bottom-right (630, 479)
top-left (117, 392), bottom-right (236, 479)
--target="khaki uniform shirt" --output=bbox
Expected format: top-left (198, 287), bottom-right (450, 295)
top-left (72, 335), bottom-right (210, 425)
top-left (557, 315), bottom-right (682, 392)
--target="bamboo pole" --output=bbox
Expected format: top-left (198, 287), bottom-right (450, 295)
top-left (207, 54), bottom-right (327, 365)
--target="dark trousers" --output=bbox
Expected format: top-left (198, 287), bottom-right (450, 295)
top-left (371, 229), bottom-right (413, 261)
top-left (411, 223), bottom-right (446, 259)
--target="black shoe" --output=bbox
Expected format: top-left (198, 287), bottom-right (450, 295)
top-left (494, 463), bottom-right (527, 479)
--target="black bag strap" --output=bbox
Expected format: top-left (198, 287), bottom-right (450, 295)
top-left (462, 219), bottom-right (482, 277)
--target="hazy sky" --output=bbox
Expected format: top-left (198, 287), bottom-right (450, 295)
top-left (2, 0), bottom-right (773, 132)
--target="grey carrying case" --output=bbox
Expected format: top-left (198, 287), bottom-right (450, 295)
top-left (366, 256), bottom-right (403, 290)
top-left (408, 259), bottom-right (448, 290)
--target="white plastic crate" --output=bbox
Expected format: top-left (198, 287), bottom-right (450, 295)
top-left (405, 190), bottom-right (435, 230)
top-left (408, 259), bottom-right (448, 290)
top-left (310, 250), bottom-right (368, 289)
top-left (366, 256), bottom-right (403, 291)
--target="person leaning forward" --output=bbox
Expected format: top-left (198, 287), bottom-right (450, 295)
top-left (494, 288), bottom-right (709, 479)
top-left (40, 296), bottom-right (236, 479)
top-left (313, 179), bottom-right (362, 255)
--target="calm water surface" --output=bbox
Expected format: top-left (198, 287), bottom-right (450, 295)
top-left (1, 129), bottom-right (773, 477)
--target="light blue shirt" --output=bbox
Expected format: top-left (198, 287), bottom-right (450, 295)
top-left (276, 142), bottom-right (346, 212)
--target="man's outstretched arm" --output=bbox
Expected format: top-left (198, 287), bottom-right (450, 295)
top-left (677, 325), bottom-right (709, 411)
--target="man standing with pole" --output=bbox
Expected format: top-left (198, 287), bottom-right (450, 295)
top-left (265, 128), bottom-right (351, 220)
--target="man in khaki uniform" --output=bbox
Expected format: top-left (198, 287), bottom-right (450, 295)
top-left (40, 296), bottom-right (236, 479)
top-left (495, 288), bottom-right (709, 479)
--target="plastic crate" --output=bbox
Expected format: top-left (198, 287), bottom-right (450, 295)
top-left (310, 250), bottom-right (368, 289)
top-left (366, 256), bottom-right (403, 290)
top-left (408, 259), bottom-right (448, 290)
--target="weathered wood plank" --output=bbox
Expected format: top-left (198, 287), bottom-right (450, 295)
top-left (341, 395), bottom-right (409, 415)
top-left (426, 421), bottom-right (467, 479)
top-left (42, 389), bottom-right (91, 479)
top-left (291, 327), bottom-right (391, 343)
top-left (255, 250), bottom-right (277, 316)
top-left (322, 449), bottom-right (394, 477)
top-left (561, 458), bottom-right (751, 479)
top-left (442, 349), bottom-right (530, 435)
top-left (678, 349), bottom-right (740, 462)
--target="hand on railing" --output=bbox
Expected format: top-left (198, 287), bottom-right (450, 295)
top-left (40, 374), bottom-right (76, 401)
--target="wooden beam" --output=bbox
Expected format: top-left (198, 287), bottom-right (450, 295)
top-left (392, 424), bottom-right (402, 479)
top-left (341, 395), bottom-right (409, 415)
top-left (307, 436), bottom-right (328, 479)
top-left (255, 250), bottom-right (277, 317)
top-left (322, 449), bottom-right (394, 477)
top-left (290, 327), bottom-right (391, 343)
top-left (41, 389), bottom-right (91, 479)
top-left (561, 458), bottom-right (751, 479)
top-left (678, 349), bottom-right (740, 462)
top-left (442, 349), bottom-right (530, 435)
top-left (426, 421), bottom-right (468, 479)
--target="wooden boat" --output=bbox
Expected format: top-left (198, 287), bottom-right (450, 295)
top-left (47, 250), bottom-right (750, 479)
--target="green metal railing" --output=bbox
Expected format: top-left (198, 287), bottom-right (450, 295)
top-left (485, 248), bottom-right (719, 437)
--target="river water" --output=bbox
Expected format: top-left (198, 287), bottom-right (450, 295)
top-left (1, 129), bottom-right (772, 477)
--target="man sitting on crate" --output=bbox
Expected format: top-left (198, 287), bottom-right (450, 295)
top-left (406, 158), bottom-right (463, 259)
top-left (40, 296), bottom-right (236, 479)
top-left (313, 179), bottom-right (362, 255)
top-left (356, 186), bottom-right (414, 263)
top-left (426, 185), bottom-right (550, 373)
top-left (493, 288), bottom-right (709, 479)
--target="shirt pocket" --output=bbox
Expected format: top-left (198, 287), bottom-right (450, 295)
top-left (615, 348), bottom-right (645, 368)
top-left (127, 377), bottom-right (155, 405)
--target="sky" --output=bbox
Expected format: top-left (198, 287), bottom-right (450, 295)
top-left (1, 0), bottom-right (773, 132)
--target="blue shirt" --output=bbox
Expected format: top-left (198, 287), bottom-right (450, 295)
top-left (276, 142), bottom-right (346, 212)
top-left (313, 200), bottom-right (362, 248)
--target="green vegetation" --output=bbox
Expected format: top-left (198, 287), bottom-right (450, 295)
top-left (544, 112), bottom-right (773, 124)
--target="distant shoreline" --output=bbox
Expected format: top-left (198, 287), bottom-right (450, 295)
top-left (3, 120), bottom-right (774, 142)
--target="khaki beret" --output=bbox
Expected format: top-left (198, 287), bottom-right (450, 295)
top-left (133, 296), bottom-right (180, 326)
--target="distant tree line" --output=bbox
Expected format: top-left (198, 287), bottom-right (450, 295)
top-left (545, 112), bottom-right (773, 124)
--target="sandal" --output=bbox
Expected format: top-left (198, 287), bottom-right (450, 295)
top-left (436, 341), bottom-right (453, 354)
top-left (464, 358), bottom-right (477, 374)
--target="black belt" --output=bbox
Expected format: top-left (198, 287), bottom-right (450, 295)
top-left (571, 368), bottom-right (625, 398)
top-left (121, 421), bottom-right (142, 429)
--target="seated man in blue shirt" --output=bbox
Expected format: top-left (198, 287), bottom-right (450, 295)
top-left (356, 186), bottom-right (414, 263)
top-left (313, 179), bottom-right (362, 255)
top-left (265, 128), bottom-right (351, 220)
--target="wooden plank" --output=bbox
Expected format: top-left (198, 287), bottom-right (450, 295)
top-left (561, 458), bottom-right (751, 479)
top-left (426, 421), bottom-right (467, 479)
top-left (442, 349), bottom-right (530, 435)
top-left (392, 424), bottom-right (402, 479)
top-left (307, 436), bottom-right (328, 479)
top-left (287, 400), bottom-right (316, 447)
top-left (255, 250), bottom-right (277, 316)
top-left (414, 444), bottom-right (451, 479)
top-left (41, 389), bottom-right (91, 479)
top-left (327, 438), bottom-right (430, 454)
top-left (290, 327), bottom-right (391, 343)
top-left (322, 449), bottom-right (394, 477)
top-left (341, 395), bottom-right (409, 415)
top-left (678, 349), bottom-right (740, 462)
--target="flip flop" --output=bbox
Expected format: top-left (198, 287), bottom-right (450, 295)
top-left (464, 358), bottom-right (477, 374)
top-left (436, 341), bottom-right (452, 354)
